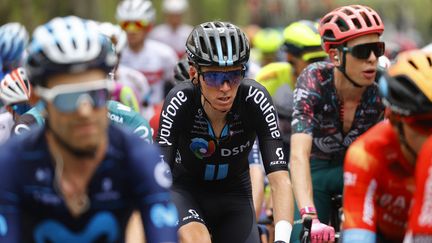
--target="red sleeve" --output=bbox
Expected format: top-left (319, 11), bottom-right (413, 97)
top-left (407, 136), bottom-right (432, 235)
top-left (343, 139), bottom-right (379, 232)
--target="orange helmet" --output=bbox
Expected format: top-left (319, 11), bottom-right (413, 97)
top-left (379, 50), bottom-right (432, 116)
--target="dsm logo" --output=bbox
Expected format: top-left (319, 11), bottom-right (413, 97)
top-left (190, 138), bottom-right (215, 159)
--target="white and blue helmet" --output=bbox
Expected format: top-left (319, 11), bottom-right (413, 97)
top-left (25, 16), bottom-right (117, 87)
top-left (0, 22), bottom-right (29, 75)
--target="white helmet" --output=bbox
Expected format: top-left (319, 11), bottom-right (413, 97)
top-left (98, 22), bottom-right (127, 54)
top-left (0, 22), bottom-right (29, 70)
top-left (26, 16), bottom-right (117, 87)
top-left (162, 0), bottom-right (189, 14)
top-left (116, 0), bottom-right (156, 23)
top-left (378, 55), bottom-right (391, 70)
top-left (0, 67), bottom-right (31, 105)
top-left (423, 43), bottom-right (432, 52)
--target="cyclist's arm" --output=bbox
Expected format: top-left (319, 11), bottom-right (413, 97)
top-left (156, 86), bottom-right (188, 167)
top-left (405, 136), bottom-right (432, 241)
top-left (290, 133), bottom-right (315, 213)
top-left (342, 141), bottom-right (378, 243)
top-left (0, 146), bottom-right (21, 242)
top-left (248, 80), bottom-right (294, 241)
top-left (249, 139), bottom-right (265, 219)
top-left (127, 136), bottom-right (177, 243)
top-left (129, 113), bottom-right (153, 144)
top-left (289, 66), bottom-right (321, 215)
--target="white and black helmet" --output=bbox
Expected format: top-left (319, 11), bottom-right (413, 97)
top-left (186, 21), bottom-right (250, 67)
top-left (25, 16), bottom-right (117, 87)
top-left (116, 0), bottom-right (156, 23)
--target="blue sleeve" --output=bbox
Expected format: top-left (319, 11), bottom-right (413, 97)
top-left (342, 229), bottom-right (376, 243)
top-left (126, 136), bottom-right (178, 243)
top-left (0, 145), bottom-right (21, 242)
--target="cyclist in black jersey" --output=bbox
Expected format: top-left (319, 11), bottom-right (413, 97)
top-left (156, 21), bottom-right (294, 243)
top-left (0, 16), bottom-right (178, 243)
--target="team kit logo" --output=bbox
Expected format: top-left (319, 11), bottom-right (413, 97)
top-left (190, 138), bottom-right (215, 159)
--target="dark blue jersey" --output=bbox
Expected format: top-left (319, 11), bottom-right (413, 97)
top-left (0, 125), bottom-right (177, 243)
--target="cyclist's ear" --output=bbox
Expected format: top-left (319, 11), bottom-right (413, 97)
top-left (189, 65), bottom-right (199, 85)
top-left (328, 48), bottom-right (340, 66)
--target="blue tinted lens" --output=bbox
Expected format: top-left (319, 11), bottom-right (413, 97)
top-left (53, 89), bottom-right (109, 113)
top-left (201, 70), bottom-right (243, 87)
top-left (11, 103), bottom-right (32, 115)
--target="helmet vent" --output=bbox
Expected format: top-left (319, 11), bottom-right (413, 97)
top-left (352, 18), bottom-right (361, 29)
top-left (373, 15), bottom-right (380, 26)
top-left (408, 60), bottom-right (418, 70)
top-left (55, 43), bottom-right (64, 54)
top-left (342, 9), bottom-right (353, 15)
top-left (199, 36), bottom-right (207, 54)
top-left (231, 35), bottom-right (237, 54)
top-left (361, 12), bottom-right (372, 27)
top-left (427, 56), bottom-right (432, 67)
top-left (335, 18), bottom-right (349, 32)
top-left (72, 39), bottom-right (77, 49)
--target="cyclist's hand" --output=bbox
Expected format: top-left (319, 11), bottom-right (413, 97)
top-left (311, 218), bottom-right (335, 243)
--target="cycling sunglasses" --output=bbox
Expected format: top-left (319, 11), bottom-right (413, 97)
top-left (341, 42), bottom-right (385, 59)
top-left (199, 69), bottom-right (244, 88)
top-left (10, 103), bottom-right (32, 115)
top-left (119, 20), bottom-right (150, 32)
top-left (35, 79), bottom-right (114, 113)
top-left (402, 114), bottom-right (432, 135)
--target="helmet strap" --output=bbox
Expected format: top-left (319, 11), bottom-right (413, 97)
top-left (397, 122), bottom-right (418, 159)
top-left (336, 44), bottom-right (365, 88)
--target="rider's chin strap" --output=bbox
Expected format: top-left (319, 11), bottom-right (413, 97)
top-left (336, 44), bottom-right (365, 89)
top-left (397, 122), bottom-right (418, 159)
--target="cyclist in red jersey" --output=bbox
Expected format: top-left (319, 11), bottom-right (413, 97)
top-left (405, 135), bottom-right (432, 243)
top-left (343, 50), bottom-right (432, 242)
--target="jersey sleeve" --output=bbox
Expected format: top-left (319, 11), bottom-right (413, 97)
top-left (291, 63), bottom-right (323, 136)
top-left (11, 113), bottom-right (37, 136)
top-left (155, 84), bottom-right (190, 168)
top-left (244, 80), bottom-right (288, 174)
top-left (342, 140), bottom-right (379, 242)
top-left (0, 144), bottom-right (21, 242)
top-left (406, 136), bottom-right (432, 239)
top-left (126, 136), bottom-right (178, 243)
top-left (129, 113), bottom-right (153, 144)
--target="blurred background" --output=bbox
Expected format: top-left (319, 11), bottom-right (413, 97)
top-left (1, 0), bottom-right (430, 47)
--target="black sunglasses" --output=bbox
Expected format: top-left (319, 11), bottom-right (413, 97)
top-left (341, 42), bottom-right (385, 59)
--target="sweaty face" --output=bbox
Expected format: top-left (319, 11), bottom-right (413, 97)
top-left (45, 69), bottom-right (109, 155)
top-left (343, 34), bottom-right (381, 86)
top-left (198, 65), bottom-right (243, 112)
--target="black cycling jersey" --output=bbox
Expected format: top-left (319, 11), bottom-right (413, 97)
top-left (156, 79), bottom-right (287, 242)
top-left (156, 79), bottom-right (287, 187)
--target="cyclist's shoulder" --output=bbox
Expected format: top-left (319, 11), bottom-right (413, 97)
top-left (256, 62), bottom-right (293, 80)
top-left (108, 124), bottom-right (159, 156)
top-left (145, 39), bottom-right (177, 57)
top-left (346, 121), bottom-right (398, 167)
top-left (298, 61), bottom-right (335, 85)
top-left (166, 81), bottom-right (195, 101)
top-left (255, 62), bottom-right (294, 92)
top-left (0, 127), bottom-right (45, 161)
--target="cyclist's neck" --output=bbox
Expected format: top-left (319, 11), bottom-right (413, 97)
top-left (334, 72), bottom-right (366, 103)
top-left (129, 41), bottom-right (145, 53)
